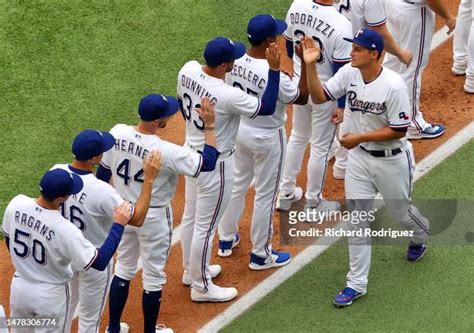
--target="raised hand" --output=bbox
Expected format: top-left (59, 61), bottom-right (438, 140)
top-left (266, 42), bottom-right (281, 71)
top-left (195, 97), bottom-right (215, 130)
top-left (302, 37), bottom-right (320, 65)
top-left (143, 150), bottom-right (161, 182)
top-left (113, 201), bottom-right (134, 225)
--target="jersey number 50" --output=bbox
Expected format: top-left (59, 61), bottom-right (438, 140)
top-left (13, 229), bottom-right (47, 265)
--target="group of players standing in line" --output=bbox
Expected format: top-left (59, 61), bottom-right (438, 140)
top-left (2, 0), bottom-right (472, 332)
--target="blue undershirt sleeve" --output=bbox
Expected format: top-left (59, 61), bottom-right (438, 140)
top-left (257, 70), bottom-right (280, 116)
top-left (333, 62), bottom-right (348, 109)
top-left (200, 144), bottom-right (220, 172)
top-left (91, 223), bottom-right (124, 271)
top-left (96, 164), bottom-right (112, 183)
top-left (286, 39), bottom-right (294, 59)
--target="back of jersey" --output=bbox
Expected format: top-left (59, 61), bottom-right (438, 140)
top-left (177, 60), bottom-right (260, 152)
top-left (349, 0), bottom-right (387, 34)
top-left (226, 54), bottom-right (299, 129)
top-left (101, 124), bottom-right (199, 207)
top-left (54, 164), bottom-right (122, 247)
top-left (284, 0), bottom-right (352, 82)
top-left (2, 195), bottom-right (96, 284)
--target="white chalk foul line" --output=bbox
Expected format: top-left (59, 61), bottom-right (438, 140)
top-left (198, 27), bottom-right (466, 332)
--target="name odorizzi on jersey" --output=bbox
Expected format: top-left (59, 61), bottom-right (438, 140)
top-left (288, 11), bottom-right (336, 38)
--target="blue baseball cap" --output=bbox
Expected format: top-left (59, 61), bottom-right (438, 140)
top-left (138, 94), bottom-right (180, 121)
top-left (247, 14), bottom-right (287, 45)
top-left (40, 168), bottom-right (83, 199)
top-left (343, 29), bottom-right (384, 55)
top-left (204, 37), bottom-right (246, 67)
top-left (72, 129), bottom-right (116, 161)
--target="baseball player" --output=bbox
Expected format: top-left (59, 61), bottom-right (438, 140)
top-left (2, 168), bottom-right (132, 333)
top-left (278, 0), bottom-right (353, 214)
top-left (384, 0), bottom-right (456, 139)
top-left (217, 14), bottom-right (308, 267)
top-left (96, 94), bottom-right (218, 333)
top-left (302, 29), bottom-right (430, 307)
top-left (334, 0), bottom-right (352, 21)
top-left (452, 0), bottom-right (474, 93)
top-left (331, 0), bottom-right (414, 180)
top-left (178, 37), bottom-right (281, 301)
top-left (53, 129), bottom-right (160, 333)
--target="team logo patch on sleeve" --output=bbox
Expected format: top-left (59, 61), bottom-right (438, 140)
top-left (399, 112), bottom-right (409, 120)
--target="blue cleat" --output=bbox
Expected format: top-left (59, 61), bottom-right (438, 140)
top-left (248, 250), bottom-right (292, 270)
top-left (217, 234), bottom-right (240, 257)
top-left (407, 242), bottom-right (427, 262)
top-left (333, 287), bottom-right (366, 308)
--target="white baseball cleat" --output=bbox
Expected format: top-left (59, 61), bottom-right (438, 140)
top-left (451, 63), bottom-right (466, 76)
top-left (276, 186), bottom-right (303, 211)
top-left (191, 283), bottom-right (238, 302)
top-left (156, 324), bottom-right (174, 333)
top-left (105, 322), bottom-right (129, 333)
top-left (182, 264), bottom-right (222, 286)
top-left (464, 83), bottom-right (474, 94)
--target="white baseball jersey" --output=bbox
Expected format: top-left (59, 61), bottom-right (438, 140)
top-left (323, 64), bottom-right (411, 150)
top-left (350, 0), bottom-right (387, 33)
top-left (53, 164), bottom-right (123, 247)
top-left (334, 0), bottom-right (352, 21)
top-left (284, 0), bottom-right (353, 81)
top-left (226, 54), bottom-right (299, 129)
top-left (2, 195), bottom-right (97, 284)
top-left (101, 124), bottom-right (202, 206)
top-left (177, 60), bottom-right (262, 152)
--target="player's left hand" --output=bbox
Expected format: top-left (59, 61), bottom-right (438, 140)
top-left (266, 43), bottom-right (281, 71)
top-left (332, 108), bottom-right (344, 125)
top-left (195, 97), bottom-right (215, 130)
top-left (445, 15), bottom-right (456, 34)
top-left (143, 150), bottom-right (161, 182)
top-left (302, 37), bottom-right (320, 65)
top-left (339, 133), bottom-right (361, 150)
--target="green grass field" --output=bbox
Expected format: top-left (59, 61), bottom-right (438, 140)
top-left (0, 0), bottom-right (290, 214)
top-left (223, 141), bottom-right (474, 333)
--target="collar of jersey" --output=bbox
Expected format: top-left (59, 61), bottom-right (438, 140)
top-left (68, 165), bottom-right (92, 175)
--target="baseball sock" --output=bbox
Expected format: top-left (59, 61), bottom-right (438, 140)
top-left (108, 276), bottom-right (130, 333)
top-left (142, 289), bottom-right (162, 333)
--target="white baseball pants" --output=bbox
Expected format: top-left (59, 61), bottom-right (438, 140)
top-left (10, 275), bottom-right (71, 333)
top-left (280, 100), bottom-right (337, 205)
top-left (181, 158), bottom-right (234, 292)
top-left (453, 0), bottom-right (474, 90)
top-left (344, 145), bottom-right (430, 293)
top-left (384, 1), bottom-right (435, 132)
top-left (67, 262), bottom-right (113, 333)
top-left (218, 124), bottom-right (286, 258)
top-left (114, 206), bottom-right (173, 291)
top-left (334, 107), bottom-right (353, 172)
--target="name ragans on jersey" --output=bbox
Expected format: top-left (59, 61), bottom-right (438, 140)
top-left (284, 0), bottom-right (352, 82)
top-left (323, 64), bottom-right (411, 150)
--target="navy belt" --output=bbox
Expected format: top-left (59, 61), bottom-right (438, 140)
top-left (360, 145), bottom-right (402, 158)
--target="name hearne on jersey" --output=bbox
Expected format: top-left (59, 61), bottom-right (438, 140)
top-left (113, 138), bottom-right (149, 160)
top-left (13, 210), bottom-right (55, 241)
top-left (289, 12), bottom-right (336, 38)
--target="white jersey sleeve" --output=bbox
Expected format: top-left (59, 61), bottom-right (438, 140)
top-left (386, 87), bottom-right (412, 129)
top-left (322, 63), bottom-right (352, 101)
top-left (365, 0), bottom-right (387, 27)
top-left (2, 200), bottom-right (12, 237)
top-left (98, 186), bottom-right (124, 219)
top-left (279, 73), bottom-right (300, 104)
top-left (161, 141), bottom-right (202, 178)
top-left (333, 24), bottom-right (353, 63)
top-left (283, 6), bottom-right (295, 40)
top-left (100, 149), bottom-right (113, 170)
top-left (224, 88), bottom-right (260, 119)
top-left (64, 227), bottom-right (98, 271)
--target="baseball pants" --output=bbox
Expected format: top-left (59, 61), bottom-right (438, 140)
top-left (181, 157), bottom-right (234, 292)
top-left (218, 124), bottom-right (286, 258)
top-left (333, 107), bottom-right (353, 173)
top-left (344, 145), bottom-right (430, 293)
top-left (10, 275), bottom-right (70, 333)
top-left (384, 1), bottom-right (435, 132)
top-left (114, 206), bottom-right (173, 291)
top-left (67, 262), bottom-right (113, 333)
top-left (453, 0), bottom-right (474, 90)
top-left (280, 100), bottom-right (337, 205)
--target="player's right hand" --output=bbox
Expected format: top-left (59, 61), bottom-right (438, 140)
top-left (266, 43), bottom-right (281, 71)
top-left (332, 108), bottom-right (344, 125)
top-left (143, 150), bottom-right (161, 182)
top-left (399, 48), bottom-right (413, 67)
top-left (302, 37), bottom-right (320, 65)
top-left (114, 201), bottom-right (134, 226)
top-left (195, 97), bottom-right (215, 130)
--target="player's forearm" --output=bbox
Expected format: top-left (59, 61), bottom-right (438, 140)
top-left (91, 223), bottom-right (124, 271)
top-left (358, 127), bottom-right (406, 143)
top-left (204, 127), bottom-right (217, 148)
top-left (426, 0), bottom-right (451, 20)
top-left (128, 180), bottom-right (154, 227)
top-left (306, 62), bottom-right (327, 104)
top-left (294, 60), bottom-right (309, 105)
top-left (372, 24), bottom-right (403, 59)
